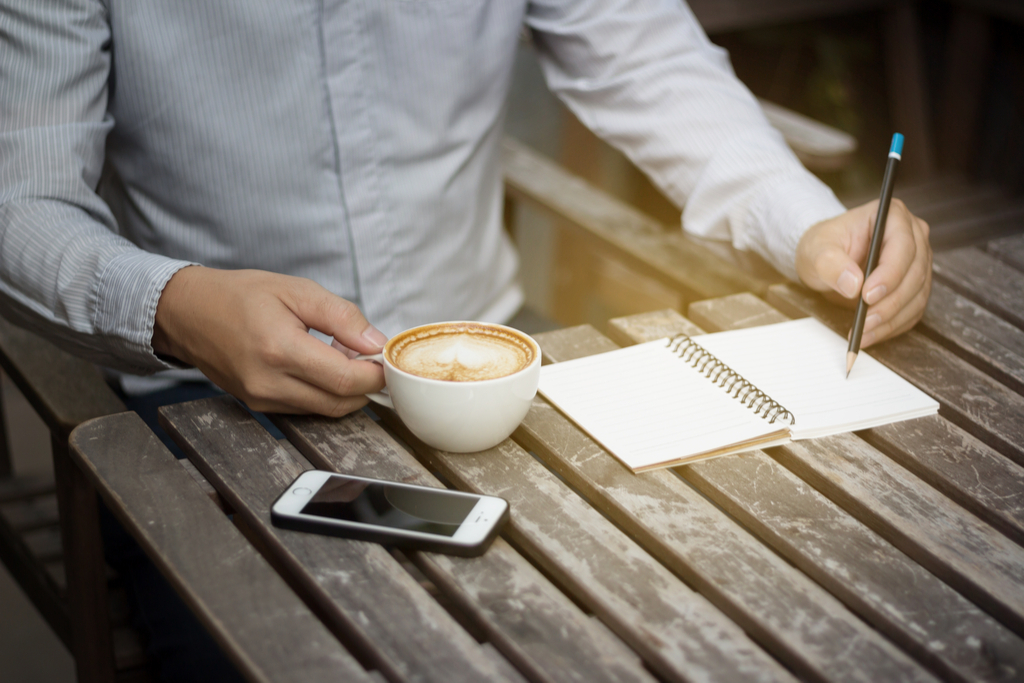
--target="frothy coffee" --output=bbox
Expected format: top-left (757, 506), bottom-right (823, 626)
top-left (388, 323), bottom-right (535, 382)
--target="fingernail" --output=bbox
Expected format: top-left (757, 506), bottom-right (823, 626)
top-left (363, 326), bottom-right (387, 349)
top-left (837, 269), bottom-right (860, 299)
top-left (331, 339), bottom-right (360, 359)
top-left (864, 285), bottom-right (887, 305)
top-left (864, 314), bottom-right (881, 332)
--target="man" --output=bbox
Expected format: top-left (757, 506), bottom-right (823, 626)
top-left (1, 0), bottom-right (931, 679)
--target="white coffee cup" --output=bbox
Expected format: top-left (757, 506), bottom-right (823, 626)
top-left (356, 321), bottom-right (541, 453)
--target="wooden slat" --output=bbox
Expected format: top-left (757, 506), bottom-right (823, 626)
top-left (0, 315), bottom-right (124, 437)
top-left (987, 234), bottom-right (1024, 272)
top-left (774, 431), bottom-right (1024, 636)
top-left (531, 327), bottom-right (953, 682)
top-left (723, 290), bottom-right (1024, 635)
top-left (53, 436), bottom-right (114, 683)
top-left (371, 414), bottom-right (798, 683)
top-left (756, 99), bottom-right (856, 171)
top-left (918, 281), bottom-right (1024, 396)
top-left (159, 397), bottom-right (518, 683)
top-left (272, 410), bottom-right (657, 683)
top-left (606, 309), bottom-right (703, 349)
top-left (766, 283), bottom-right (1024, 466)
top-left (928, 204), bottom-right (1024, 251)
top-left (689, 292), bottom-right (1024, 545)
top-left (69, 412), bottom-right (370, 683)
top-left (501, 138), bottom-right (768, 303)
top-left (932, 247), bottom-right (1024, 331)
top-left (656, 302), bottom-right (1024, 681)
top-left (535, 324), bottom-right (619, 365)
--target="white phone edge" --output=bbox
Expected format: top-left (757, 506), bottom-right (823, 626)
top-left (271, 470), bottom-right (508, 549)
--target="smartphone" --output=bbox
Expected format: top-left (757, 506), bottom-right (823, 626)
top-left (270, 470), bottom-right (510, 557)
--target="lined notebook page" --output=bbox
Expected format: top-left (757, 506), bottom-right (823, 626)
top-left (538, 341), bottom-right (788, 472)
top-left (690, 318), bottom-right (938, 439)
top-left (538, 317), bottom-right (938, 473)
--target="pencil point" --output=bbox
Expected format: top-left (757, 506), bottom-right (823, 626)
top-left (846, 351), bottom-right (857, 378)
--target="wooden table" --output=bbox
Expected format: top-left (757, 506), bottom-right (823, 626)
top-left (68, 236), bottom-right (1024, 683)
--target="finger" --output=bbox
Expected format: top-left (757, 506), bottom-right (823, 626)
top-left (808, 242), bottom-right (866, 300)
top-left (795, 202), bottom-right (874, 299)
top-left (861, 217), bottom-right (932, 346)
top-left (861, 200), bottom-right (917, 306)
top-left (284, 280), bottom-right (388, 355)
top-left (284, 330), bottom-right (386, 398)
top-left (331, 339), bottom-right (361, 359)
top-left (860, 272), bottom-right (930, 347)
top-left (239, 372), bottom-right (371, 417)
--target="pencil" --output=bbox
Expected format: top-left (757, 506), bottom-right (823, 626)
top-left (847, 132), bottom-right (903, 378)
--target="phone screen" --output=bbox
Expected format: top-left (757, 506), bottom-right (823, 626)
top-left (301, 476), bottom-right (479, 537)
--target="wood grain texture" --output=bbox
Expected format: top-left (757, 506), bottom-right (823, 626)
top-left (767, 283), bottom-right (1024, 466)
top-left (606, 309), bottom-right (703, 348)
top-left (69, 412), bottom-right (369, 683)
top-left (711, 293), bottom-right (1024, 636)
top-left (932, 247), bottom-right (1024, 331)
top-left (775, 434), bottom-right (1024, 636)
top-left (860, 414), bottom-right (1024, 546)
top-left (698, 291), bottom-right (1024, 545)
top-left (987, 234), bottom-right (1024, 272)
top-left (527, 326), bottom-right (940, 683)
top-left (688, 293), bottom-right (790, 332)
top-left (918, 281), bottom-right (1024, 396)
top-left (159, 397), bottom-right (517, 683)
top-left (533, 325), bottom-right (619, 365)
top-left (273, 410), bottom-right (657, 683)
top-left (373, 414), bottom-right (797, 683)
top-left (624, 305), bottom-right (1024, 681)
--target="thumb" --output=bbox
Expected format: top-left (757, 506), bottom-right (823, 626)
top-left (802, 242), bottom-right (864, 301)
top-left (287, 281), bottom-right (388, 355)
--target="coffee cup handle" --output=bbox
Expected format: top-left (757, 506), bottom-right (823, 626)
top-left (353, 353), bottom-right (394, 410)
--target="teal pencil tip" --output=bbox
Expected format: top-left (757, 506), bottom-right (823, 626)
top-left (890, 133), bottom-right (904, 156)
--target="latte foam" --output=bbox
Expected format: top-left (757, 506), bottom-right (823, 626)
top-left (388, 323), bottom-right (535, 382)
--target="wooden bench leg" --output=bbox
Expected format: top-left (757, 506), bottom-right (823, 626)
top-left (0, 380), bottom-right (12, 479)
top-left (53, 434), bottom-right (115, 683)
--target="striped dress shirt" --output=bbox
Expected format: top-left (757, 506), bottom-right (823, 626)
top-left (0, 0), bottom-right (844, 383)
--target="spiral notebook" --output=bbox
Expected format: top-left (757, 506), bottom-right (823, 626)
top-left (538, 318), bottom-right (939, 472)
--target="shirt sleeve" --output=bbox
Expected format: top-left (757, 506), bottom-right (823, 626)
top-left (525, 0), bottom-right (847, 281)
top-left (0, 0), bottom-right (194, 373)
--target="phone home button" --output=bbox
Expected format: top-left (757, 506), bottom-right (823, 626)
top-left (293, 487), bottom-right (312, 496)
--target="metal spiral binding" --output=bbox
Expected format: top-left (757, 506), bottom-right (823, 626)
top-left (667, 335), bottom-right (795, 425)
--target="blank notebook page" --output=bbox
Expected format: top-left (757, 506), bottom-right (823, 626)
top-left (538, 339), bottom-right (788, 471)
top-left (695, 317), bottom-right (939, 439)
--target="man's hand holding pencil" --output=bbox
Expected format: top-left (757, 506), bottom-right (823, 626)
top-left (794, 153), bottom-right (933, 354)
